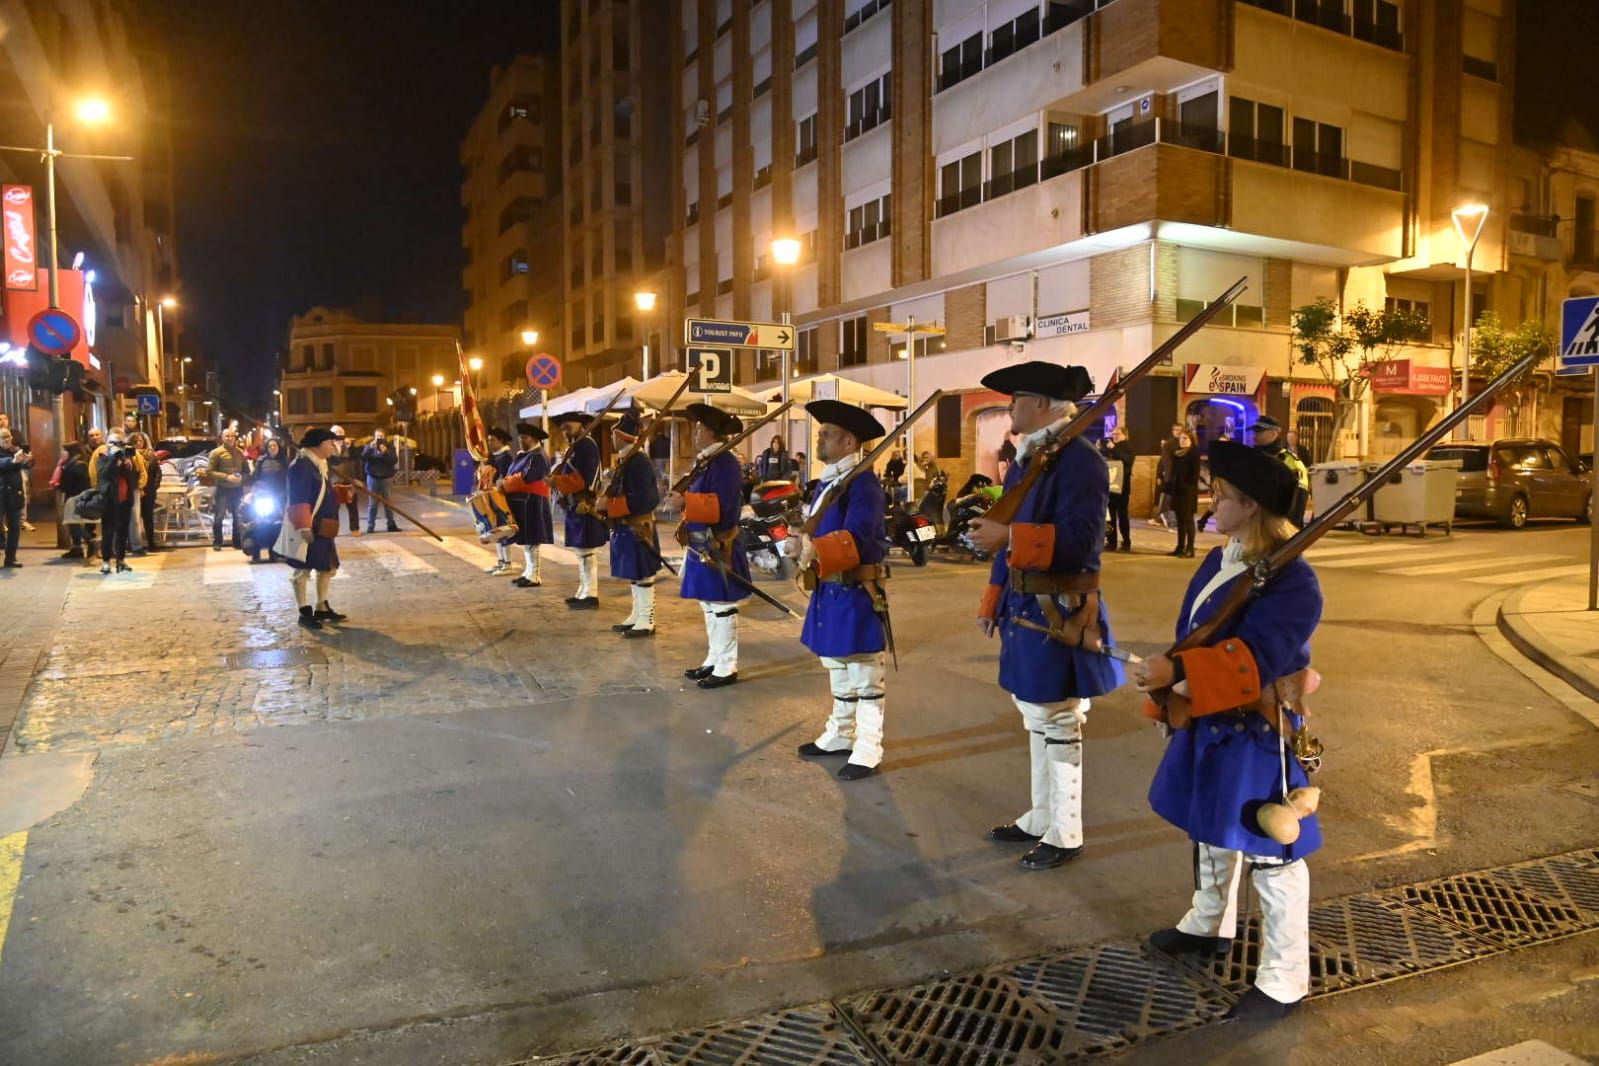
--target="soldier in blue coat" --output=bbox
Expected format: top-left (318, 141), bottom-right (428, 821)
top-left (967, 362), bottom-right (1125, 870)
top-left (278, 428), bottom-right (349, 631)
top-left (503, 422), bottom-right (553, 588)
top-left (669, 403), bottom-right (750, 689)
top-left (795, 400), bottom-right (890, 781)
top-left (550, 410), bottom-right (608, 609)
top-left (482, 427), bottom-right (519, 575)
top-left (605, 410), bottom-right (664, 637)
top-left (1133, 440), bottom-right (1322, 1021)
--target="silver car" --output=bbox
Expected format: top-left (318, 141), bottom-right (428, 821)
top-left (1428, 439), bottom-right (1593, 529)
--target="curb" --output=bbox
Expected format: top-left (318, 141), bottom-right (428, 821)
top-left (1497, 582), bottom-right (1599, 705)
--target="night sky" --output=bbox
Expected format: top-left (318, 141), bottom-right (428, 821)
top-left (136, 1), bottom-right (557, 413)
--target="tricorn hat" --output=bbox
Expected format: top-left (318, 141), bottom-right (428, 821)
top-left (515, 421), bottom-right (547, 441)
top-left (487, 426), bottom-right (513, 443)
top-left (979, 361), bottom-right (1094, 402)
top-left (1208, 440), bottom-right (1298, 518)
top-left (298, 427), bottom-right (339, 448)
top-left (805, 400), bottom-right (885, 444)
top-left (551, 410), bottom-right (593, 426)
top-left (685, 402), bottom-right (741, 437)
top-left (614, 410), bottom-right (643, 440)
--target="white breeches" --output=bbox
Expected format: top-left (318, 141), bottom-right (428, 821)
top-left (626, 580), bottom-right (656, 631)
top-left (520, 545), bottom-right (541, 581)
top-left (815, 653), bottom-right (887, 768)
top-left (1013, 696), bottom-right (1089, 849)
top-left (698, 601), bottom-right (739, 676)
top-left (1176, 842), bottom-right (1310, 1004)
top-left (575, 548), bottom-right (599, 598)
top-left (291, 568), bottom-right (335, 608)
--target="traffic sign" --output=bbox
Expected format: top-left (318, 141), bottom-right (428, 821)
top-left (27, 307), bottom-right (80, 356)
top-left (1559, 296), bottom-right (1599, 368)
top-left (687, 347), bottom-right (733, 393)
top-left (526, 352), bottom-right (562, 389)
top-left (136, 393), bottom-right (161, 414)
top-left (684, 317), bottom-right (794, 350)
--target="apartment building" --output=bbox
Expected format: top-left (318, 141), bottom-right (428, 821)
top-left (560, 0), bottom-right (673, 388)
top-left (668, 0), bottom-right (1516, 483)
top-left (461, 56), bottom-right (564, 391)
top-left (278, 309), bottom-right (459, 443)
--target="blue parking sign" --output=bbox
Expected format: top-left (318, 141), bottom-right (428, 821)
top-left (136, 394), bottom-right (160, 415)
top-left (1559, 296), bottom-right (1599, 367)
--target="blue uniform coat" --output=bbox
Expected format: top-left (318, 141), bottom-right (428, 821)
top-left (1148, 548), bottom-right (1323, 859)
top-left (800, 468), bottom-right (887, 658)
top-left (608, 451), bottom-right (663, 580)
top-left (278, 455), bottom-right (341, 572)
top-left (557, 437), bottom-right (608, 549)
top-left (990, 436), bottom-right (1123, 702)
top-left (679, 451), bottom-right (751, 602)
top-left (505, 448), bottom-right (553, 546)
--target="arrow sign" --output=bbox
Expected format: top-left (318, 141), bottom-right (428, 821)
top-left (684, 317), bottom-right (795, 351)
top-left (27, 308), bottom-right (81, 356)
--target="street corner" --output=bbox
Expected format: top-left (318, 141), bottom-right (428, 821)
top-left (1494, 577), bottom-right (1599, 711)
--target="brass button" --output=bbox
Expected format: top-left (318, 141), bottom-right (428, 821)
top-left (1234, 723), bottom-right (1245, 732)
top-left (1224, 642), bottom-right (1236, 653)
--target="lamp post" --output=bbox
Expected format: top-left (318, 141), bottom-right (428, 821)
top-left (770, 237), bottom-right (802, 464)
top-left (634, 291), bottom-right (658, 379)
top-left (1451, 203), bottom-right (1490, 438)
top-left (157, 296), bottom-right (178, 433)
top-left (520, 329), bottom-right (548, 437)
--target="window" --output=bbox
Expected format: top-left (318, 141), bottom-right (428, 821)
top-left (938, 32), bottom-right (983, 92)
top-left (572, 322), bottom-right (587, 348)
top-left (936, 150), bottom-right (983, 217)
top-left (1575, 195), bottom-right (1596, 264)
top-left (615, 178), bottom-right (632, 205)
top-left (615, 106), bottom-right (632, 139)
top-left (311, 386), bottom-right (334, 413)
top-left (987, 5), bottom-right (1041, 67)
top-left (840, 315), bottom-right (868, 367)
top-left (499, 96), bottom-right (540, 132)
top-left (986, 130), bottom-right (1038, 200)
top-left (320, 343), bottom-right (335, 370)
top-left (795, 114), bottom-right (818, 166)
top-left (499, 146), bottom-right (541, 182)
top-left (843, 0), bottom-right (890, 34)
top-left (1462, 9), bottom-right (1499, 80)
top-left (498, 197), bottom-right (538, 234)
top-left (286, 389), bottom-right (308, 415)
top-left (1292, 117), bottom-right (1346, 179)
top-left (796, 327), bottom-right (818, 371)
top-left (300, 344), bottom-right (315, 370)
top-left (686, 200), bottom-right (700, 225)
top-left (613, 31), bottom-right (630, 71)
top-left (344, 386), bottom-right (378, 413)
top-left (1228, 97), bottom-right (1287, 167)
top-left (592, 314), bottom-right (605, 344)
top-left (1352, 0), bottom-right (1402, 50)
top-left (1384, 297), bottom-right (1430, 328)
top-left (846, 194), bottom-right (892, 249)
top-left (502, 251), bottom-right (531, 281)
top-left (845, 73), bottom-right (892, 140)
top-left (500, 300), bottom-right (529, 332)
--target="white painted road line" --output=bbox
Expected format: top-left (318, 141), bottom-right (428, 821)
top-left (68, 551), bottom-right (172, 592)
top-left (1469, 563), bottom-right (1594, 586)
top-left (1385, 553), bottom-right (1564, 577)
top-left (202, 547), bottom-right (257, 585)
top-left (1314, 548), bottom-right (1456, 569)
top-left (362, 537), bottom-right (438, 575)
top-left (1304, 540), bottom-right (1430, 559)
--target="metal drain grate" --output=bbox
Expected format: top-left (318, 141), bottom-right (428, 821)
top-left (654, 1005), bottom-right (874, 1065)
top-left (1175, 916), bottom-right (1360, 995)
top-left (1308, 894), bottom-right (1491, 983)
top-left (538, 1046), bottom-right (662, 1065)
top-left (1006, 943), bottom-right (1226, 1054)
top-left (1396, 873), bottom-right (1588, 947)
top-left (1488, 853), bottom-right (1599, 924)
top-left (842, 971), bottom-right (1076, 1065)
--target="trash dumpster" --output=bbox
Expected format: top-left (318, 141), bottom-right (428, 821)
top-left (1310, 461), bottom-right (1365, 526)
top-left (452, 449), bottom-right (478, 496)
top-left (1368, 459), bottom-right (1461, 535)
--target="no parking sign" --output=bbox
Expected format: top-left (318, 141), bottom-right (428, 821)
top-left (526, 353), bottom-right (561, 389)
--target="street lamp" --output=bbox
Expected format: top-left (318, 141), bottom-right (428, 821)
top-left (634, 291), bottom-right (658, 378)
top-left (431, 372), bottom-right (445, 412)
top-left (520, 329), bottom-right (539, 347)
top-left (1451, 202), bottom-right (1490, 434)
top-left (771, 237), bottom-right (803, 463)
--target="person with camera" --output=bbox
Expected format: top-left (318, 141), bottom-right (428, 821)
top-left (0, 426), bottom-right (34, 567)
top-left (207, 428), bottom-right (248, 552)
top-left (95, 431), bottom-right (143, 574)
top-left (56, 441), bottom-right (95, 562)
top-left (361, 429), bottom-right (401, 533)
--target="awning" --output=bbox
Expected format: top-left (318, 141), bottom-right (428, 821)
top-left (627, 371), bottom-right (768, 415)
top-left (762, 373), bottom-right (908, 409)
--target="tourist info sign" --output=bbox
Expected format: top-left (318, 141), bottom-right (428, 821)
top-left (684, 317), bottom-right (795, 350)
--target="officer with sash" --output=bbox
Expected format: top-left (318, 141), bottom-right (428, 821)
top-left (1135, 440), bottom-right (1322, 1021)
top-left (795, 400), bottom-right (890, 781)
top-left (669, 403), bottom-right (749, 689)
top-left (605, 410), bottom-right (663, 637)
top-left (967, 362), bottom-right (1124, 870)
top-left (550, 410), bottom-right (607, 609)
top-left (280, 427), bottom-right (350, 631)
top-left (502, 422), bottom-right (553, 588)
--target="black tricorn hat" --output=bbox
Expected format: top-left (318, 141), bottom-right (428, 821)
top-left (805, 400), bottom-right (885, 444)
top-left (979, 361), bottom-right (1094, 402)
top-left (685, 402), bottom-right (741, 437)
top-left (1208, 440), bottom-right (1299, 518)
top-left (551, 410), bottom-right (593, 426)
top-left (487, 426), bottom-right (513, 443)
top-left (298, 427), bottom-right (339, 448)
top-left (515, 422), bottom-right (548, 441)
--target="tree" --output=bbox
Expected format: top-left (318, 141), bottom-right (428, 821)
top-left (1468, 312), bottom-right (1554, 437)
top-left (1290, 298), bottom-right (1431, 454)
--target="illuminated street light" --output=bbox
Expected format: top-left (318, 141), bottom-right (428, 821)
top-left (770, 239), bottom-right (803, 458)
top-left (520, 329), bottom-right (539, 347)
top-left (633, 291), bottom-right (657, 312)
top-left (1451, 202), bottom-right (1490, 430)
top-left (634, 292), bottom-right (659, 378)
top-left (74, 97), bottom-right (112, 125)
top-left (468, 356), bottom-right (484, 372)
top-left (770, 237), bottom-right (802, 266)
top-left (431, 373), bottom-right (445, 387)
top-left (161, 295), bottom-right (178, 309)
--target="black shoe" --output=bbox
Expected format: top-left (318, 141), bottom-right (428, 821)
top-left (512, 577), bottom-right (540, 588)
top-left (2, 560), bottom-right (20, 569)
top-left (386, 524), bottom-right (400, 533)
top-left (213, 544), bottom-right (223, 552)
top-left (116, 562), bottom-right (131, 573)
top-left (623, 627), bottom-right (654, 639)
top-left (837, 762), bottom-right (876, 781)
top-left (313, 604), bottom-right (348, 622)
top-left (1225, 988), bottom-right (1298, 1022)
top-left (1181, 549), bottom-right (1196, 558)
top-left (100, 562), bottom-right (111, 574)
top-left (1148, 927), bottom-right (1231, 956)
top-left (298, 606), bottom-right (323, 630)
top-left (987, 823), bottom-right (1042, 844)
top-left (60, 548), bottom-right (82, 560)
top-left (798, 742), bottom-right (851, 758)
top-left (1167, 549), bottom-right (1183, 557)
top-left (611, 622), bottom-right (636, 632)
top-left (1020, 842), bottom-right (1082, 870)
top-left (697, 672), bottom-right (737, 689)
top-left (1117, 545), bottom-right (1133, 553)
top-left (566, 596), bottom-right (599, 610)
top-left (684, 665), bottom-right (715, 681)
top-left (133, 548), bottom-right (148, 557)
top-left (365, 527), bottom-right (375, 534)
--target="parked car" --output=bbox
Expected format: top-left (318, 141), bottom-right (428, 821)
top-left (1426, 438), bottom-right (1592, 529)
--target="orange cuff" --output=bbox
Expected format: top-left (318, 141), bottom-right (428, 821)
top-left (605, 494), bottom-right (631, 519)
top-left (683, 492), bottom-right (720, 524)
top-left (813, 529), bottom-right (861, 577)
top-left (1174, 640), bottom-right (1262, 716)
top-left (502, 473), bottom-right (531, 494)
top-left (1008, 522), bottom-right (1055, 570)
top-left (978, 583), bottom-right (1002, 621)
top-left (550, 471), bottom-right (585, 495)
top-left (287, 502), bottom-right (312, 530)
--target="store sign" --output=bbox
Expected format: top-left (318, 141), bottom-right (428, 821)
top-left (1370, 359), bottom-right (1451, 395)
top-left (1184, 362), bottom-right (1265, 396)
top-left (3, 185), bottom-right (37, 291)
top-left (1034, 311), bottom-right (1090, 337)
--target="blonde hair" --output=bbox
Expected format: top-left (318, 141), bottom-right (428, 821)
top-left (1213, 476), bottom-right (1296, 562)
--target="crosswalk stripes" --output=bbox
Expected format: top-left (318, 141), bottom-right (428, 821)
top-left (1312, 547), bottom-right (1442, 569)
top-left (427, 534), bottom-right (501, 570)
top-left (359, 537), bottom-right (438, 575)
top-left (202, 547), bottom-right (258, 585)
top-left (68, 550), bottom-right (172, 592)
top-left (1466, 563), bottom-right (1592, 586)
top-left (1385, 553), bottom-right (1565, 577)
top-left (1301, 536), bottom-right (1580, 585)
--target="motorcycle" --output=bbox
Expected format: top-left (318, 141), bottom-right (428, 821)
top-left (237, 484), bottom-right (283, 561)
top-left (885, 486), bottom-right (934, 566)
top-left (919, 472), bottom-right (997, 561)
top-left (741, 480), bottom-right (802, 579)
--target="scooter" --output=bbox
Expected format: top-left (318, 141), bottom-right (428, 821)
top-left (741, 480), bottom-right (802, 579)
top-left (927, 472), bottom-right (996, 560)
top-left (238, 484), bottom-right (283, 562)
top-left (885, 492), bottom-right (934, 566)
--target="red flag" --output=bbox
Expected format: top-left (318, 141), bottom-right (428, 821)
top-left (456, 341), bottom-right (489, 461)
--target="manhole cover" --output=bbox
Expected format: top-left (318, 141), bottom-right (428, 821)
top-left (223, 647), bottom-right (327, 670)
top-left (1309, 895), bottom-right (1491, 983)
top-left (655, 1005), bottom-right (873, 1064)
top-left (534, 1047), bottom-right (661, 1065)
top-left (842, 971), bottom-right (1075, 1065)
top-left (1395, 873), bottom-right (1587, 947)
top-left (1487, 853), bottom-right (1599, 927)
top-left (1172, 916), bottom-right (1360, 995)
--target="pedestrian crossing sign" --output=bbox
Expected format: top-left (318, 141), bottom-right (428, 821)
top-left (1559, 295), bottom-right (1599, 367)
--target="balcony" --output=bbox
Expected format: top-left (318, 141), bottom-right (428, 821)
top-left (1238, 0), bottom-right (1404, 52)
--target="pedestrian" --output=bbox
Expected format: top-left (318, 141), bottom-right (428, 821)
top-left (361, 429), bottom-right (401, 533)
top-left (120, 412), bottom-right (139, 443)
top-left (206, 428), bottom-right (247, 551)
top-left (549, 411), bottom-right (607, 609)
top-left (793, 400), bottom-right (890, 780)
top-left (131, 432), bottom-right (162, 554)
top-left (0, 427), bottom-right (33, 567)
top-left (280, 427), bottom-right (349, 630)
top-left (794, 451), bottom-right (808, 480)
top-left (1195, 432), bottom-right (1232, 533)
top-left (1134, 440), bottom-right (1322, 1021)
top-left (0, 414), bottom-right (34, 533)
top-left (966, 362), bottom-right (1124, 871)
top-left (883, 445), bottom-right (907, 503)
top-left (502, 422), bottom-right (553, 588)
top-left (1151, 439), bottom-right (1172, 529)
top-left (95, 431), bottom-right (142, 574)
top-left (1251, 416), bottom-right (1310, 527)
top-left (247, 437), bottom-right (290, 563)
top-left (604, 410), bottom-right (663, 637)
top-left (324, 425), bottom-right (363, 537)
top-left (1285, 429), bottom-right (1312, 467)
top-left (56, 441), bottom-right (95, 562)
top-left (1167, 429), bottom-right (1201, 558)
top-left (670, 403), bottom-right (750, 689)
top-left (755, 434), bottom-right (794, 483)
top-left (480, 427), bottom-right (519, 575)
top-left (1104, 427), bottom-right (1134, 553)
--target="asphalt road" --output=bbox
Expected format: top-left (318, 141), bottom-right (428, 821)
top-left (0, 499), bottom-right (1593, 1065)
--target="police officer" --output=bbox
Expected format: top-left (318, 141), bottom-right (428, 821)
top-left (550, 411), bottom-right (607, 609)
top-left (605, 410), bottom-right (663, 637)
top-left (1251, 416), bottom-right (1309, 527)
top-left (794, 400), bottom-right (890, 781)
top-left (503, 422), bottom-right (553, 588)
top-left (670, 403), bottom-right (748, 689)
top-left (967, 362), bottom-right (1124, 870)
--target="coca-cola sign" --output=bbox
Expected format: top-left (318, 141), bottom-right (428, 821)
top-left (3, 185), bottom-right (38, 292)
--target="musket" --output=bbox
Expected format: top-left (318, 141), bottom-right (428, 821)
top-left (345, 480), bottom-right (444, 541)
top-left (552, 379), bottom-right (633, 483)
top-left (608, 372), bottom-right (696, 484)
top-left (685, 544), bottom-right (800, 618)
top-left (800, 390), bottom-right (944, 537)
top-left (985, 277), bottom-right (1249, 527)
top-left (1146, 346), bottom-right (1545, 709)
top-left (669, 400), bottom-right (795, 494)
